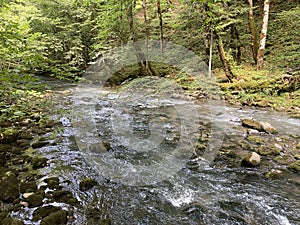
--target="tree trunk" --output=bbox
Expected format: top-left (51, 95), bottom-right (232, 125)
top-left (257, 0), bottom-right (270, 70)
top-left (230, 24), bottom-right (241, 65)
top-left (127, 1), bottom-right (151, 76)
top-left (208, 30), bottom-right (213, 78)
top-left (157, 0), bottom-right (164, 56)
top-left (248, 0), bottom-right (259, 64)
top-left (215, 31), bottom-right (234, 82)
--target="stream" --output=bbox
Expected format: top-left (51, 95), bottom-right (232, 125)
top-left (20, 77), bottom-right (300, 225)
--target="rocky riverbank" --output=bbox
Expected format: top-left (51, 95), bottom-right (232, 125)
top-left (0, 80), bottom-right (299, 225)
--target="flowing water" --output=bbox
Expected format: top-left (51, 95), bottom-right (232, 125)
top-left (28, 77), bottom-right (300, 225)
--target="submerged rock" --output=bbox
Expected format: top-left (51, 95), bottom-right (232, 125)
top-left (241, 118), bottom-right (277, 134)
top-left (40, 210), bottom-right (68, 225)
top-left (79, 178), bottom-right (98, 191)
top-left (241, 152), bottom-right (261, 167)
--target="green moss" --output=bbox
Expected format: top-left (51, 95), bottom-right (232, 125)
top-left (0, 175), bottom-right (19, 203)
top-left (40, 210), bottom-right (68, 225)
top-left (1, 217), bottom-right (24, 225)
top-left (26, 193), bottom-right (44, 207)
top-left (288, 160), bottom-right (300, 174)
top-left (247, 135), bottom-right (264, 144)
top-left (33, 205), bottom-right (61, 221)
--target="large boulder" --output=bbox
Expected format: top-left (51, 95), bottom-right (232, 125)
top-left (241, 152), bottom-right (261, 167)
top-left (241, 118), bottom-right (277, 134)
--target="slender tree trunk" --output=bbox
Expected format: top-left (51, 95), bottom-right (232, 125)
top-left (157, 0), bottom-right (164, 56)
top-left (257, 0), bottom-right (270, 70)
top-left (142, 0), bottom-right (149, 49)
top-left (248, 0), bottom-right (259, 64)
top-left (230, 24), bottom-right (241, 65)
top-left (215, 31), bottom-right (234, 82)
top-left (208, 30), bottom-right (213, 78)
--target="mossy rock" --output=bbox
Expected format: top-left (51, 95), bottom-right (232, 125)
top-left (31, 157), bottom-right (48, 169)
top-left (33, 205), bottom-right (61, 221)
top-left (20, 181), bottom-right (38, 193)
top-left (0, 175), bottom-right (19, 202)
top-left (79, 178), bottom-right (98, 191)
top-left (32, 141), bottom-right (50, 149)
top-left (53, 190), bottom-right (76, 203)
top-left (258, 146), bottom-right (281, 156)
top-left (40, 210), bottom-right (68, 225)
top-left (247, 135), bottom-right (264, 144)
top-left (18, 131), bottom-right (33, 140)
top-left (274, 155), bottom-right (292, 165)
top-left (264, 169), bottom-right (283, 179)
top-left (44, 177), bottom-right (60, 189)
top-left (288, 161), bottom-right (300, 174)
top-left (0, 129), bottom-right (19, 144)
top-left (26, 193), bottom-right (44, 207)
top-left (1, 217), bottom-right (24, 225)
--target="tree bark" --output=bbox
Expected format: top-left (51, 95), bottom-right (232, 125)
top-left (257, 0), bottom-right (270, 70)
top-left (230, 24), bottom-right (241, 65)
top-left (248, 0), bottom-right (259, 64)
top-left (157, 0), bottom-right (164, 56)
top-left (215, 31), bottom-right (234, 82)
top-left (208, 30), bottom-right (213, 78)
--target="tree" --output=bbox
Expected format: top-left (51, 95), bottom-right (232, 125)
top-left (257, 0), bottom-right (270, 70)
top-left (248, 0), bottom-right (259, 64)
top-left (157, 0), bottom-right (164, 56)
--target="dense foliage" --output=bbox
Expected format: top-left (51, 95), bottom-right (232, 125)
top-left (0, 0), bottom-right (299, 119)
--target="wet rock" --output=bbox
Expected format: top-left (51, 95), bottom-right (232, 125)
top-left (247, 135), bottom-right (264, 144)
top-left (1, 217), bottom-right (24, 225)
top-left (241, 118), bottom-right (277, 134)
top-left (79, 178), bottom-right (98, 191)
top-left (16, 139), bottom-right (31, 148)
top-left (53, 190), bottom-right (77, 204)
top-left (0, 128), bottom-right (19, 144)
top-left (241, 152), bottom-right (261, 167)
top-left (274, 155), bottom-right (293, 165)
top-left (32, 141), bottom-right (50, 149)
top-left (26, 193), bottom-right (44, 207)
top-left (44, 177), bottom-right (60, 189)
top-left (257, 146), bottom-right (280, 156)
top-left (265, 169), bottom-right (283, 179)
top-left (0, 174), bottom-right (19, 202)
top-left (102, 140), bottom-right (111, 151)
top-left (20, 181), bottom-right (38, 193)
top-left (33, 205), bottom-right (61, 221)
top-left (288, 160), bottom-right (300, 174)
top-left (40, 210), bottom-right (68, 225)
top-left (31, 157), bottom-right (48, 169)
top-left (18, 130), bottom-right (33, 140)
top-left (23, 192), bottom-right (34, 198)
top-left (260, 121), bottom-right (278, 134)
